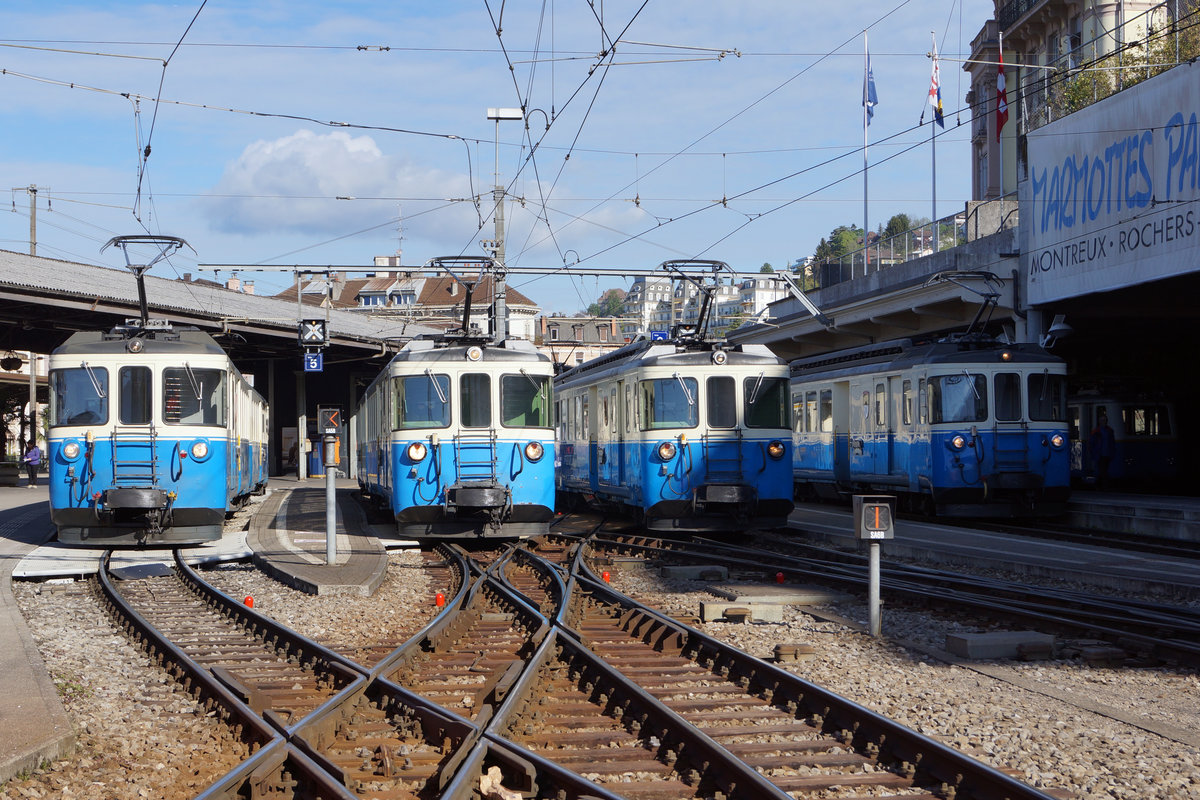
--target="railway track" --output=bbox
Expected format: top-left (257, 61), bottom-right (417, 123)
top-left (90, 524), bottom-right (1071, 799)
top-left (581, 528), bottom-right (1200, 664)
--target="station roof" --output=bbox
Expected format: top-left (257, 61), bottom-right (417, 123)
top-left (0, 249), bottom-right (437, 368)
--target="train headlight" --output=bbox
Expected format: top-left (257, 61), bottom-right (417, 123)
top-left (711, 350), bottom-right (728, 365)
top-left (767, 440), bottom-right (786, 459)
top-left (190, 440), bottom-right (211, 461)
top-left (407, 441), bottom-right (428, 462)
top-left (466, 346), bottom-right (483, 362)
top-left (948, 434), bottom-right (967, 451)
top-left (524, 441), bottom-right (545, 462)
top-left (62, 440), bottom-right (81, 460)
top-left (1049, 433), bottom-right (1066, 448)
top-left (127, 338), bottom-right (145, 354)
top-left (657, 441), bottom-right (677, 461)
top-left (999, 350), bottom-right (1013, 362)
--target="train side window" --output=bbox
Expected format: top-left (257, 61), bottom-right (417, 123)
top-left (902, 380), bottom-right (913, 425)
top-left (806, 391), bottom-right (818, 432)
top-left (119, 366), bottom-right (152, 425)
top-left (50, 366), bottom-right (110, 426)
top-left (1028, 373), bottom-right (1066, 421)
top-left (625, 385), bottom-right (633, 435)
top-left (792, 393), bottom-right (804, 433)
top-left (874, 382), bottom-right (886, 427)
top-left (708, 376), bottom-right (736, 428)
top-left (819, 389), bottom-right (833, 432)
top-left (501, 373), bottom-right (550, 428)
top-left (745, 376), bottom-right (789, 429)
top-left (461, 373), bottom-right (491, 428)
top-left (163, 367), bottom-right (225, 426)
top-left (394, 374), bottom-right (450, 429)
top-left (1125, 405), bottom-right (1171, 436)
top-left (994, 373), bottom-right (1021, 421)
top-left (918, 378), bottom-right (927, 424)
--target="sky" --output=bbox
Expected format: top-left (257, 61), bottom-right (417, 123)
top-left (1, 0), bottom-right (995, 315)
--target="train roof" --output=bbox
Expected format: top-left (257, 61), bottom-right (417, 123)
top-left (388, 336), bottom-right (550, 365)
top-left (555, 336), bottom-right (784, 388)
top-left (789, 334), bottom-right (1062, 379)
top-left (51, 324), bottom-right (226, 358)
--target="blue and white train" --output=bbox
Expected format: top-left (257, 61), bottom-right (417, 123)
top-left (789, 334), bottom-right (1071, 517)
top-left (554, 332), bottom-right (795, 533)
top-left (355, 259), bottom-right (556, 539)
top-left (47, 321), bottom-right (269, 545)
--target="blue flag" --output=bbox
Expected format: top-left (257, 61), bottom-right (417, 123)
top-left (864, 51), bottom-right (879, 125)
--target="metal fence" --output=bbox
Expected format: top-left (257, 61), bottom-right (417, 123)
top-left (810, 192), bottom-right (1018, 288)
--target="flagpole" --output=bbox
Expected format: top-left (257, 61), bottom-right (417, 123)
top-left (863, 29), bottom-right (869, 272)
top-left (930, 32), bottom-right (938, 250)
top-left (998, 31), bottom-right (1005, 197)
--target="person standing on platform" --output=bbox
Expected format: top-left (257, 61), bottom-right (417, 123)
top-left (1088, 412), bottom-right (1116, 491)
top-left (21, 441), bottom-right (41, 488)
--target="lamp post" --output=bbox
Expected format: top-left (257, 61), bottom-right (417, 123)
top-left (486, 107), bottom-right (522, 344)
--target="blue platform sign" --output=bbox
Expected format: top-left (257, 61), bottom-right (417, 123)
top-left (650, 330), bottom-right (669, 341)
top-left (303, 351), bottom-right (324, 372)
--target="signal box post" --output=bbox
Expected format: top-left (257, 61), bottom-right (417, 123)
top-left (318, 406), bottom-right (341, 565)
top-left (853, 495), bottom-right (895, 637)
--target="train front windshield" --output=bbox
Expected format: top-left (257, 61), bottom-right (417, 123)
top-left (744, 376), bottom-right (790, 428)
top-left (395, 374), bottom-right (451, 429)
top-left (640, 377), bottom-right (698, 430)
top-left (163, 367), bottom-right (225, 426)
top-left (51, 366), bottom-right (109, 426)
top-left (502, 373), bottom-right (551, 427)
top-left (928, 371), bottom-right (1067, 423)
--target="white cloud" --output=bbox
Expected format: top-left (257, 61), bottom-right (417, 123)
top-left (204, 129), bottom-right (474, 235)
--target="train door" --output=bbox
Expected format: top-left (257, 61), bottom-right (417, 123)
top-left (585, 387), bottom-right (598, 492)
top-left (624, 381), bottom-right (633, 489)
top-left (893, 377), bottom-right (913, 480)
top-left (598, 382), bottom-right (619, 489)
top-left (848, 378), bottom-right (872, 477)
top-left (878, 377), bottom-right (897, 476)
top-left (831, 382), bottom-right (850, 483)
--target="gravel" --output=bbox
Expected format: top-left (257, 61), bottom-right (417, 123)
top-left (4, 544), bottom-right (1198, 800)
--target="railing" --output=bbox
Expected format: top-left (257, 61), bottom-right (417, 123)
top-left (810, 192), bottom-right (1018, 288)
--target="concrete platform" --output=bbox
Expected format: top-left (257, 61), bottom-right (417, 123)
top-left (247, 479), bottom-right (391, 597)
top-left (0, 484), bottom-right (75, 783)
top-left (788, 498), bottom-right (1200, 599)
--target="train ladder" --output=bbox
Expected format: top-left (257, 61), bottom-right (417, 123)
top-left (110, 425), bottom-right (160, 487)
top-left (454, 431), bottom-right (498, 482)
top-left (991, 422), bottom-right (1030, 473)
top-left (703, 429), bottom-right (744, 481)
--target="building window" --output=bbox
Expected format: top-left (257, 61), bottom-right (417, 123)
top-left (550, 327), bottom-right (559, 341)
top-left (598, 326), bottom-right (608, 342)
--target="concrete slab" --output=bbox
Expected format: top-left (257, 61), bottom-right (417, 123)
top-left (699, 601), bottom-right (785, 623)
top-left (661, 564), bottom-right (728, 580)
top-left (945, 631), bottom-right (1057, 660)
top-left (11, 529), bottom-right (252, 580)
top-left (708, 583), bottom-right (852, 605)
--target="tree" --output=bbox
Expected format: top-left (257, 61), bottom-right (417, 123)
top-left (813, 225), bottom-right (863, 262)
top-left (585, 288), bottom-right (626, 317)
top-left (883, 214), bottom-right (912, 239)
top-left (759, 263), bottom-right (774, 273)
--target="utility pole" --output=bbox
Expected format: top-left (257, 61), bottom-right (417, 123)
top-left (486, 107), bottom-right (523, 344)
top-left (11, 185), bottom-right (46, 256)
